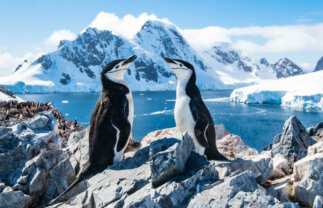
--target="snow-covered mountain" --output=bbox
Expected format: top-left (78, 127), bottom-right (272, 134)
top-left (314, 57), bottom-right (323, 72)
top-left (271, 58), bottom-right (304, 78)
top-left (0, 19), bottom-right (306, 93)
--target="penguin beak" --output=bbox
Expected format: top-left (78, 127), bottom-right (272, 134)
top-left (163, 57), bottom-right (176, 64)
top-left (122, 55), bottom-right (137, 65)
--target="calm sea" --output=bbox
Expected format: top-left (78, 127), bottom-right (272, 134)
top-left (19, 90), bottom-right (323, 151)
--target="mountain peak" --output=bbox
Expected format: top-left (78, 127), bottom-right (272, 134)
top-left (273, 58), bottom-right (303, 78)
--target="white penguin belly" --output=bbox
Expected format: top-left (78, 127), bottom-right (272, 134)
top-left (112, 92), bottom-right (134, 163)
top-left (175, 96), bottom-right (205, 155)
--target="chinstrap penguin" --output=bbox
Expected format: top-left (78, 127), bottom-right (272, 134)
top-left (164, 57), bottom-right (227, 160)
top-left (48, 55), bottom-right (137, 205)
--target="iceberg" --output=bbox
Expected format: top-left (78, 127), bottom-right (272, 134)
top-left (230, 71), bottom-right (323, 111)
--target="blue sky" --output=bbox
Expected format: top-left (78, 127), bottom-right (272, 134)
top-left (0, 0), bottom-right (323, 74)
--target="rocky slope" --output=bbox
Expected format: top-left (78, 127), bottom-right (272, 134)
top-left (1, 108), bottom-right (323, 207)
top-left (0, 18), bottom-right (306, 93)
top-left (271, 58), bottom-right (304, 78)
top-left (314, 57), bottom-right (323, 72)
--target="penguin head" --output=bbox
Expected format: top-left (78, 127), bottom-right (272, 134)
top-left (163, 58), bottom-right (195, 83)
top-left (101, 55), bottom-right (137, 83)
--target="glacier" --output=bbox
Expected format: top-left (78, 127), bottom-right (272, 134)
top-left (230, 71), bottom-right (323, 110)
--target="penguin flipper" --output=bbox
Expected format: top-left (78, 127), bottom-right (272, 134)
top-left (194, 116), bottom-right (210, 148)
top-left (112, 116), bottom-right (131, 152)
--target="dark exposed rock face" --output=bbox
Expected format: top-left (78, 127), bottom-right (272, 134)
top-left (36, 55), bottom-right (53, 70)
top-left (314, 57), bottom-right (323, 72)
top-left (260, 58), bottom-right (271, 67)
top-left (272, 58), bottom-right (303, 78)
top-left (0, 87), bottom-right (16, 99)
top-left (59, 73), bottom-right (71, 85)
top-left (207, 44), bottom-right (260, 73)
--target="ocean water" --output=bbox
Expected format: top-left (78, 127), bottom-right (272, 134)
top-left (19, 90), bottom-right (323, 151)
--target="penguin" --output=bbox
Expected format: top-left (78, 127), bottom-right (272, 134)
top-left (163, 57), bottom-right (227, 160)
top-left (48, 55), bottom-right (137, 205)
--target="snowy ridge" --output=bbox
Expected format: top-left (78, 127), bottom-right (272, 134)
top-left (0, 87), bottom-right (24, 102)
top-left (0, 19), bottom-right (307, 93)
top-left (230, 71), bottom-right (323, 110)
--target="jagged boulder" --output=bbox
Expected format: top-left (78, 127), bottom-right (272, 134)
top-left (0, 111), bottom-right (77, 207)
top-left (0, 186), bottom-right (31, 208)
top-left (150, 132), bottom-right (194, 187)
top-left (266, 116), bottom-right (315, 174)
top-left (307, 121), bottom-right (323, 142)
top-left (293, 152), bottom-right (323, 207)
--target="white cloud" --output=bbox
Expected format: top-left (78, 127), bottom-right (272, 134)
top-left (45, 29), bottom-right (76, 47)
top-left (0, 53), bottom-right (23, 76)
top-left (181, 24), bottom-right (323, 56)
top-left (87, 12), bottom-right (172, 39)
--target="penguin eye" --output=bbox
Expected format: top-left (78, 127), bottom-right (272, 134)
top-left (116, 65), bottom-right (119, 69)
top-left (179, 64), bottom-right (183, 67)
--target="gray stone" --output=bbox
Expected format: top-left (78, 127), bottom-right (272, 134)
top-left (188, 171), bottom-right (257, 207)
top-left (150, 132), bottom-right (194, 187)
top-left (269, 116), bottom-right (315, 174)
top-left (29, 168), bottom-right (47, 194)
top-left (293, 153), bottom-right (323, 207)
top-left (313, 195), bottom-right (323, 208)
top-left (269, 154), bottom-right (290, 179)
top-left (228, 189), bottom-right (298, 208)
top-left (0, 186), bottom-right (31, 208)
top-left (27, 114), bottom-right (50, 130)
top-left (308, 141), bottom-right (323, 156)
top-left (212, 154), bottom-right (272, 185)
top-left (267, 176), bottom-right (293, 202)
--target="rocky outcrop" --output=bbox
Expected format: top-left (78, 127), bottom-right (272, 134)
top-left (0, 110), bottom-right (83, 207)
top-left (265, 116), bottom-right (315, 174)
top-left (307, 121), bottom-right (323, 142)
top-left (2, 111), bottom-right (323, 207)
top-left (129, 125), bottom-right (258, 160)
top-left (51, 136), bottom-right (296, 208)
top-left (293, 152), bottom-right (323, 207)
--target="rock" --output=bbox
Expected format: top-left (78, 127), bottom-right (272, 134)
top-left (269, 154), bottom-right (290, 179)
top-left (267, 176), bottom-right (293, 202)
top-left (67, 129), bottom-right (89, 173)
top-left (150, 132), bottom-right (194, 187)
top-left (293, 153), bottom-right (323, 207)
top-left (131, 125), bottom-right (258, 161)
top-left (214, 124), bottom-right (229, 140)
top-left (0, 186), bottom-right (31, 208)
top-left (27, 114), bottom-right (50, 130)
top-left (246, 154), bottom-right (273, 184)
top-left (269, 116), bottom-right (315, 174)
top-left (29, 168), bottom-right (47, 194)
top-left (212, 154), bottom-right (272, 185)
top-left (308, 121), bottom-right (323, 142)
top-left (217, 134), bottom-right (259, 160)
top-left (140, 127), bottom-right (182, 148)
top-left (188, 171), bottom-right (295, 208)
top-left (308, 141), bottom-right (323, 156)
top-left (313, 195), bottom-right (323, 208)
top-left (228, 188), bottom-right (298, 208)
